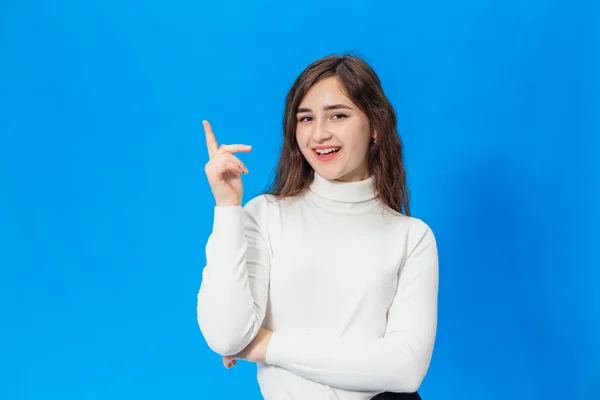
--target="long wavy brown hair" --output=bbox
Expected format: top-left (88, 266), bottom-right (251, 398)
top-left (265, 53), bottom-right (411, 216)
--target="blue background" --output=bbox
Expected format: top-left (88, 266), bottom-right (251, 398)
top-left (1, 0), bottom-right (598, 399)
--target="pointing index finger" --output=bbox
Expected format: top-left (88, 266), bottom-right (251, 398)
top-left (217, 144), bottom-right (253, 154)
top-left (203, 120), bottom-right (218, 157)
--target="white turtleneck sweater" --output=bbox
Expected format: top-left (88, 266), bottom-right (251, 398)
top-left (197, 173), bottom-right (439, 400)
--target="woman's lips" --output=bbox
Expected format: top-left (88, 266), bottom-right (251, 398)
top-left (313, 147), bottom-right (341, 162)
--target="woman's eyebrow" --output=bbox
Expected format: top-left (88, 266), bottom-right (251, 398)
top-left (297, 104), bottom-right (354, 113)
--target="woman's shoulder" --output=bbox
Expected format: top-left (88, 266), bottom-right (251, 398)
top-left (242, 193), bottom-right (274, 214)
top-left (242, 192), bottom-right (289, 216)
top-left (241, 193), bottom-right (302, 235)
top-left (243, 191), bottom-right (305, 210)
top-left (380, 207), bottom-right (436, 240)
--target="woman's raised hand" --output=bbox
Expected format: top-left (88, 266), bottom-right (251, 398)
top-left (203, 120), bottom-right (252, 207)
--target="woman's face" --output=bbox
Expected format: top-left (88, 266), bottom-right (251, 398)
top-left (295, 77), bottom-right (375, 182)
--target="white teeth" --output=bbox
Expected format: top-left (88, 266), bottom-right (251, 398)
top-left (315, 147), bottom-right (340, 155)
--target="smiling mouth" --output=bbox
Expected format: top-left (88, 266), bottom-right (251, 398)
top-left (313, 147), bottom-right (341, 161)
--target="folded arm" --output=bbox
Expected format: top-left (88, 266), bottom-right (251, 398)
top-left (265, 221), bottom-right (439, 393)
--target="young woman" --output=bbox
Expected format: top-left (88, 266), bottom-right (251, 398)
top-left (197, 54), bottom-right (439, 400)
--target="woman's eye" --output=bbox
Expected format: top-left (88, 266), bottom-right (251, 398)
top-left (298, 116), bottom-right (312, 122)
top-left (332, 113), bottom-right (347, 120)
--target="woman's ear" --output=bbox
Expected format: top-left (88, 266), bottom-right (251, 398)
top-left (370, 130), bottom-right (378, 144)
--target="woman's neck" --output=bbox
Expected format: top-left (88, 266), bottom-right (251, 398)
top-left (308, 172), bottom-right (376, 203)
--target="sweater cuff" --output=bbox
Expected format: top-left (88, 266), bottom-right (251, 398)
top-left (211, 205), bottom-right (245, 254)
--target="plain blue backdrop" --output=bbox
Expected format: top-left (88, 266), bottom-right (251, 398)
top-left (1, 0), bottom-right (598, 399)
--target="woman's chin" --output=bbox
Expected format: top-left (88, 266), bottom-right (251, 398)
top-left (313, 167), bottom-right (342, 181)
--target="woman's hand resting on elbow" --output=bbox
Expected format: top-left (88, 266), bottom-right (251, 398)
top-left (222, 328), bottom-right (273, 369)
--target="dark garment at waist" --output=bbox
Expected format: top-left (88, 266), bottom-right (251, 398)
top-left (371, 392), bottom-right (422, 400)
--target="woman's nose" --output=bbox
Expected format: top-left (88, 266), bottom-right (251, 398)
top-left (313, 120), bottom-right (333, 141)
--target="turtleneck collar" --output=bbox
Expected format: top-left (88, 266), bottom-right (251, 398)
top-left (308, 172), bottom-right (377, 203)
